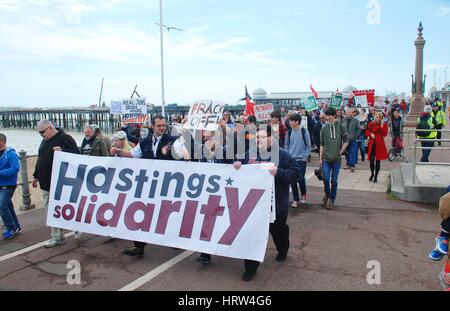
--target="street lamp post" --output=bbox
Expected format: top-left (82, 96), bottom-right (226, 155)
top-left (159, 0), bottom-right (165, 118)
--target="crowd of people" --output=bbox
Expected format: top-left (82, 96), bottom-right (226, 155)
top-left (0, 96), bottom-right (449, 287)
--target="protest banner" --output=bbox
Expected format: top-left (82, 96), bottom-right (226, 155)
top-left (255, 103), bottom-right (274, 122)
top-left (304, 96), bottom-right (318, 112)
top-left (330, 94), bottom-right (343, 109)
top-left (186, 100), bottom-right (226, 131)
top-left (48, 152), bottom-right (274, 262)
top-left (353, 90), bottom-right (375, 106)
top-left (354, 95), bottom-right (369, 108)
top-left (110, 101), bottom-right (122, 115)
top-left (121, 98), bottom-right (148, 124)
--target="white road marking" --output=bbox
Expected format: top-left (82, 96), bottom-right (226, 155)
top-left (118, 250), bottom-right (195, 291)
top-left (0, 232), bottom-right (75, 263)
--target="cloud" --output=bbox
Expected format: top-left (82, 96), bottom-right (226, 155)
top-left (104, 0), bottom-right (121, 9)
top-left (0, 0), bottom-right (20, 11)
top-left (438, 6), bottom-right (450, 16)
top-left (28, 0), bottom-right (47, 6)
top-left (34, 17), bottom-right (57, 27)
top-left (65, 2), bottom-right (95, 24)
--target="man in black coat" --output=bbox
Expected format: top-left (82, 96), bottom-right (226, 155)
top-left (234, 125), bottom-right (300, 281)
top-left (111, 115), bottom-right (177, 258)
top-left (32, 120), bottom-right (80, 248)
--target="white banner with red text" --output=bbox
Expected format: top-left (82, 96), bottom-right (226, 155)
top-left (48, 152), bottom-right (275, 262)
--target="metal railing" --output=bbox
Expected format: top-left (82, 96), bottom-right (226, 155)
top-left (406, 129), bottom-right (450, 184)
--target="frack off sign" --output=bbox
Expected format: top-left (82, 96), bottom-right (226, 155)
top-left (186, 100), bottom-right (226, 131)
top-left (48, 152), bottom-right (274, 262)
top-left (122, 98), bottom-right (148, 124)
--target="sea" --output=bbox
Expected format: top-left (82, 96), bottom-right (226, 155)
top-left (0, 129), bottom-right (86, 156)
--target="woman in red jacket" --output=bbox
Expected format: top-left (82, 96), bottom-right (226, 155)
top-left (366, 112), bottom-right (388, 183)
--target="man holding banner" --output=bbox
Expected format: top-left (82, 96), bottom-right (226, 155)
top-left (111, 115), bottom-right (178, 258)
top-left (234, 125), bottom-right (300, 281)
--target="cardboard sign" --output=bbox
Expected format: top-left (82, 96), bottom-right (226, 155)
top-left (304, 96), bottom-right (318, 112)
top-left (110, 101), bottom-right (122, 115)
top-left (330, 95), bottom-right (343, 109)
top-left (186, 100), bottom-right (226, 131)
top-left (255, 103), bottom-right (274, 122)
top-left (122, 98), bottom-right (148, 124)
top-left (354, 95), bottom-right (369, 108)
top-left (48, 152), bottom-right (274, 262)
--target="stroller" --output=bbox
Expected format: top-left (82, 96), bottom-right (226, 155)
top-left (388, 136), bottom-right (405, 161)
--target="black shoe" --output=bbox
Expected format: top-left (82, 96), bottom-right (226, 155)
top-left (242, 270), bottom-right (256, 282)
top-left (123, 247), bottom-right (144, 259)
top-left (373, 177), bottom-right (378, 183)
top-left (276, 252), bottom-right (288, 262)
top-left (369, 175), bottom-right (374, 182)
top-left (196, 254), bottom-right (211, 264)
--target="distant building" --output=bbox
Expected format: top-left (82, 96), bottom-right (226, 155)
top-left (430, 83), bottom-right (450, 103)
top-left (252, 86), bottom-right (358, 106)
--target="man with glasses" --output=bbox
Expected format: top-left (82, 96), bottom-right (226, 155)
top-left (32, 120), bottom-right (80, 248)
top-left (111, 115), bottom-right (178, 258)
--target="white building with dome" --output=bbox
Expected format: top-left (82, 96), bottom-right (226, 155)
top-left (252, 86), bottom-right (358, 107)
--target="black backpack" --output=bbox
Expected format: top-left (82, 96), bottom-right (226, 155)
top-left (416, 118), bottom-right (431, 137)
top-left (287, 128), bottom-right (309, 147)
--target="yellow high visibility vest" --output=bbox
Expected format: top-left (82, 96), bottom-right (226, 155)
top-left (417, 116), bottom-right (438, 139)
top-left (432, 110), bottom-right (447, 126)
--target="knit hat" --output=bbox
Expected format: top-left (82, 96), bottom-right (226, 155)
top-left (113, 131), bottom-right (127, 140)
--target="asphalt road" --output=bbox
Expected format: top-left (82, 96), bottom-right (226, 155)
top-left (0, 186), bottom-right (444, 291)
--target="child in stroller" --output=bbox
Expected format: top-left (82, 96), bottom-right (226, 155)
top-left (388, 110), bottom-right (405, 161)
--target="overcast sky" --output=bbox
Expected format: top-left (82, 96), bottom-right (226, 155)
top-left (0, 0), bottom-right (449, 108)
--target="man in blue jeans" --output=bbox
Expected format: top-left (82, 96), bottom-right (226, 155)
top-left (319, 108), bottom-right (349, 210)
top-left (0, 133), bottom-right (21, 240)
top-left (285, 114), bottom-right (312, 208)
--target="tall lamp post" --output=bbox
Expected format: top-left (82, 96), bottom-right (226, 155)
top-left (158, 0), bottom-right (182, 118)
top-left (159, 0), bottom-right (165, 117)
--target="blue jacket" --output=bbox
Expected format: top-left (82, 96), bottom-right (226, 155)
top-left (0, 147), bottom-right (20, 187)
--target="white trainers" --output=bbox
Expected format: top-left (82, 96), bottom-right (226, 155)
top-left (44, 239), bottom-right (66, 248)
top-left (291, 201), bottom-right (299, 208)
top-left (301, 195), bottom-right (307, 204)
top-left (74, 231), bottom-right (83, 240)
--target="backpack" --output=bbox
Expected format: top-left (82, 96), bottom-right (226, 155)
top-left (287, 128), bottom-right (309, 147)
top-left (416, 118), bottom-right (431, 137)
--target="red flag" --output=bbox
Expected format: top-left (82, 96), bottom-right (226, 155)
top-left (310, 84), bottom-right (319, 99)
top-left (244, 86), bottom-right (255, 117)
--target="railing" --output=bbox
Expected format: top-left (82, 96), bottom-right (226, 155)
top-left (406, 129), bottom-right (450, 184)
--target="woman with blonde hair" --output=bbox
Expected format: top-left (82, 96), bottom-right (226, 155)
top-left (111, 131), bottom-right (132, 157)
top-left (365, 112), bottom-right (388, 183)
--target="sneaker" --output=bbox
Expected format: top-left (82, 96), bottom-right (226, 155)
top-left (429, 249), bottom-right (445, 261)
top-left (74, 231), bottom-right (83, 240)
top-left (436, 236), bottom-right (449, 255)
top-left (291, 201), bottom-right (299, 208)
top-left (326, 200), bottom-right (335, 210)
top-left (44, 239), bottom-right (67, 248)
top-left (242, 270), bottom-right (256, 282)
top-left (196, 254), bottom-right (211, 265)
top-left (322, 195), bottom-right (329, 207)
top-left (301, 195), bottom-right (307, 204)
top-left (14, 227), bottom-right (22, 234)
top-left (3, 229), bottom-right (16, 240)
top-left (350, 168), bottom-right (355, 173)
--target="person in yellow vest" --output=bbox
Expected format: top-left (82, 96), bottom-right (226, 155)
top-left (432, 104), bottom-right (448, 146)
top-left (416, 105), bottom-right (438, 162)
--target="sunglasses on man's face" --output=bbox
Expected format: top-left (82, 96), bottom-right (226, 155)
top-left (39, 127), bottom-right (49, 134)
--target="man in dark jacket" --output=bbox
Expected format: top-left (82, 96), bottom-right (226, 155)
top-left (341, 109), bottom-right (361, 172)
top-left (234, 125), bottom-right (300, 281)
top-left (32, 120), bottom-right (80, 248)
top-left (112, 115), bottom-right (178, 258)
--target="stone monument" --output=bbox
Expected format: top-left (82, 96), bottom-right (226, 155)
top-left (406, 22), bottom-right (427, 127)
